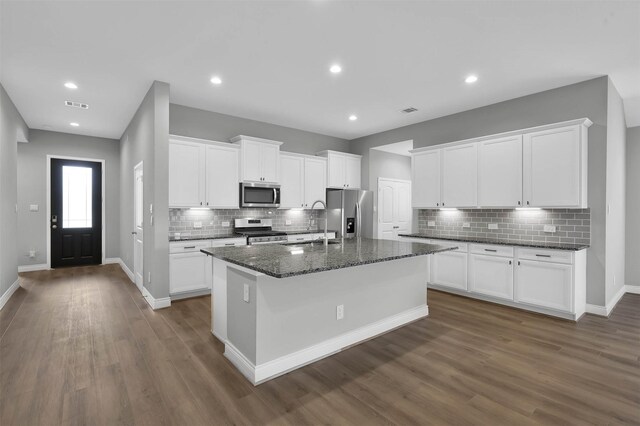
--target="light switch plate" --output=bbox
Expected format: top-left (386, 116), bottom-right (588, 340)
top-left (285, 220), bottom-right (292, 225)
top-left (543, 225), bottom-right (556, 233)
top-left (488, 223), bottom-right (499, 230)
top-left (428, 221), bottom-right (436, 227)
top-left (29, 204), bottom-right (39, 212)
top-left (462, 222), bottom-right (470, 228)
top-left (221, 221), bottom-right (230, 227)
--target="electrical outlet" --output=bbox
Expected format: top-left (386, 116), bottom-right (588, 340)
top-left (462, 222), bottom-right (470, 228)
top-left (285, 220), bottom-right (292, 225)
top-left (193, 221), bottom-right (202, 229)
top-left (488, 223), bottom-right (499, 230)
top-left (29, 204), bottom-right (39, 212)
top-left (221, 221), bottom-right (230, 227)
top-left (28, 250), bottom-right (36, 258)
top-left (243, 284), bottom-right (250, 303)
top-left (336, 304), bottom-right (344, 320)
top-left (428, 221), bottom-right (436, 227)
top-left (543, 225), bottom-right (556, 233)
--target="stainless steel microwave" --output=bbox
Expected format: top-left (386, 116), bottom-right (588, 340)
top-left (240, 182), bottom-right (281, 208)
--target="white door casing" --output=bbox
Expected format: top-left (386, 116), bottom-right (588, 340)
top-left (134, 162), bottom-right (144, 292)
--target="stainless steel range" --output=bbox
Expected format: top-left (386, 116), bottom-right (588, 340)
top-left (234, 218), bottom-right (287, 245)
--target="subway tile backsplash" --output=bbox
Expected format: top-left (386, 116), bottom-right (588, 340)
top-left (417, 208), bottom-right (590, 246)
top-left (169, 208), bottom-right (326, 238)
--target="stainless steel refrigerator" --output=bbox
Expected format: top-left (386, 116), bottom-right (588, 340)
top-left (326, 189), bottom-right (374, 238)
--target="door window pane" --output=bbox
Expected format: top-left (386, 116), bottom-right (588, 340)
top-left (63, 166), bottom-right (92, 228)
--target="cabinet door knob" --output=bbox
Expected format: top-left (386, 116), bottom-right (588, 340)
top-left (200, 201), bottom-right (203, 205)
top-left (518, 261), bottom-right (521, 266)
top-left (437, 203), bottom-right (439, 206)
top-left (518, 201), bottom-right (521, 205)
top-left (509, 260), bottom-right (512, 265)
top-left (527, 201), bottom-right (530, 205)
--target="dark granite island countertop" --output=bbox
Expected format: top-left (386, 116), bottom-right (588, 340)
top-left (201, 237), bottom-right (454, 278)
top-left (398, 233), bottom-right (589, 251)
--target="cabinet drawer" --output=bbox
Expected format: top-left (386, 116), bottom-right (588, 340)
top-left (517, 248), bottom-right (573, 264)
top-left (170, 240), bottom-right (211, 253)
top-left (209, 238), bottom-right (246, 248)
top-left (470, 244), bottom-right (514, 258)
top-left (430, 239), bottom-right (467, 252)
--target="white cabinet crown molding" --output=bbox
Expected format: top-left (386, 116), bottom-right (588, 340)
top-left (315, 150), bottom-right (362, 159)
top-left (280, 150), bottom-right (327, 160)
top-left (409, 118), bottom-right (592, 154)
top-left (229, 135), bottom-right (284, 146)
top-left (170, 134), bottom-right (239, 149)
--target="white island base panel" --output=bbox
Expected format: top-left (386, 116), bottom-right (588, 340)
top-left (211, 256), bottom-right (429, 385)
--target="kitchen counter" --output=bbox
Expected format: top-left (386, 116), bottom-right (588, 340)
top-left (276, 229), bottom-right (338, 235)
top-left (399, 233), bottom-right (589, 251)
top-left (169, 235), bottom-right (242, 242)
top-left (201, 237), bottom-right (453, 278)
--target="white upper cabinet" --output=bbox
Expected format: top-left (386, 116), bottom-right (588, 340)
top-left (317, 150), bottom-right (362, 189)
top-left (231, 135), bottom-right (283, 183)
top-left (478, 135), bottom-right (523, 207)
top-left (523, 124), bottom-right (587, 208)
top-left (169, 139), bottom-right (206, 207)
top-left (442, 143), bottom-right (478, 208)
top-left (280, 153), bottom-right (327, 209)
top-left (205, 144), bottom-right (239, 209)
top-left (304, 157), bottom-right (328, 208)
top-left (410, 118), bottom-right (591, 210)
top-left (169, 136), bottom-right (240, 209)
top-left (280, 154), bottom-right (305, 208)
top-left (412, 150), bottom-right (441, 208)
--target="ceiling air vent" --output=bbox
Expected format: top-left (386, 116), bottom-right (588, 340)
top-left (65, 100), bottom-right (89, 109)
top-left (401, 107), bottom-right (418, 114)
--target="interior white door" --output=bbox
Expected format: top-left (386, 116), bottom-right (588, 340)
top-left (280, 154), bottom-right (305, 208)
top-left (412, 150), bottom-right (441, 208)
top-left (442, 143), bottom-right (478, 207)
top-left (304, 157), bottom-right (327, 208)
top-left (377, 178), bottom-right (412, 240)
top-left (133, 162), bottom-right (144, 292)
top-left (478, 135), bottom-right (523, 207)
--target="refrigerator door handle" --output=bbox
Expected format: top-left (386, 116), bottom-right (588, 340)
top-left (356, 201), bottom-right (361, 238)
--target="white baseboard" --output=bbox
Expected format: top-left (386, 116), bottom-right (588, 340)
top-left (225, 304), bottom-right (429, 385)
top-left (626, 285), bottom-right (640, 295)
top-left (586, 285), bottom-right (638, 317)
top-left (17, 264), bottom-right (48, 273)
top-left (142, 286), bottom-right (171, 310)
top-left (0, 278), bottom-right (21, 311)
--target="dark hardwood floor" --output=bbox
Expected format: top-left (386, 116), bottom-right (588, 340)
top-left (1, 264), bottom-right (638, 425)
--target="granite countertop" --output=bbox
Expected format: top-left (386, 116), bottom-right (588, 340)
top-left (169, 235), bottom-right (244, 242)
top-left (201, 237), bottom-right (455, 278)
top-left (398, 233), bottom-right (589, 251)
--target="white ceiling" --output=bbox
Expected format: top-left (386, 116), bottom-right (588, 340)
top-left (371, 140), bottom-right (413, 157)
top-left (1, 1), bottom-right (639, 141)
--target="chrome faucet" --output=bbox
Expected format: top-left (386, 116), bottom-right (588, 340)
top-left (310, 200), bottom-right (328, 246)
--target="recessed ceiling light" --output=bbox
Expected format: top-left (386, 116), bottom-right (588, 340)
top-left (64, 82), bottom-right (78, 89)
top-left (210, 76), bottom-right (222, 85)
top-left (70, 122), bottom-right (79, 127)
top-left (349, 115), bottom-right (358, 121)
top-left (330, 64), bottom-right (342, 74)
top-left (465, 75), bottom-right (478, 84)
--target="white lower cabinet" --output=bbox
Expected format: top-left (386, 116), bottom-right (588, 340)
top-left (469, 254), bottom-right (514, 300)
top-left (170, 238), bottom-right (246, 299)
top-left (515, 259), bottom-right (573, 312)
top-left (286, 232), bottom-right (336, 243)
top-left (430, 242), bottom-right (468, 291)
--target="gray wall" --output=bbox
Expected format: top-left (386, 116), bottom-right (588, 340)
top-left (119, 81), bottom-right (170, 300)
top-left (626, 126), bottom-right (640, 288)
top-left (350, 77), bottom-right (609, 306)
top-left (170, 103), bottom-right (350, 155)
top-left (605, 79), bottom-right (626, 302)
top-left (16, 130), bottom-right (120, 267)
top-left (368, 149), bottom-right (413, 236)
top-left (0, 83), bottom-right (28, 299)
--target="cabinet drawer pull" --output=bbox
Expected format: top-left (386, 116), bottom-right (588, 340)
top-left (224, 243), bottom-right (235, 246)
top-left (296, 238), bottom-right (304, 241)
top-left (184, 246), bottom-right (196, 249)
top-left (484, 249), bottom-right (497, 252)
top-left (535, 254), bottom-right (551, 258)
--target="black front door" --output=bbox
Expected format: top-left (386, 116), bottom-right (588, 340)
top-left (50, 158), bottom-right (102, 267)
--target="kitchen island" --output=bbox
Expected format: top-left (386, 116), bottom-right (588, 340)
top-left (202, 237), bottom-right (452, 385)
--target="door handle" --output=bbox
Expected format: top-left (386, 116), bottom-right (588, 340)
top-left (52, 225), bottom-right (58, 229)
top-left (131, 231), bottom-right (137, 235)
